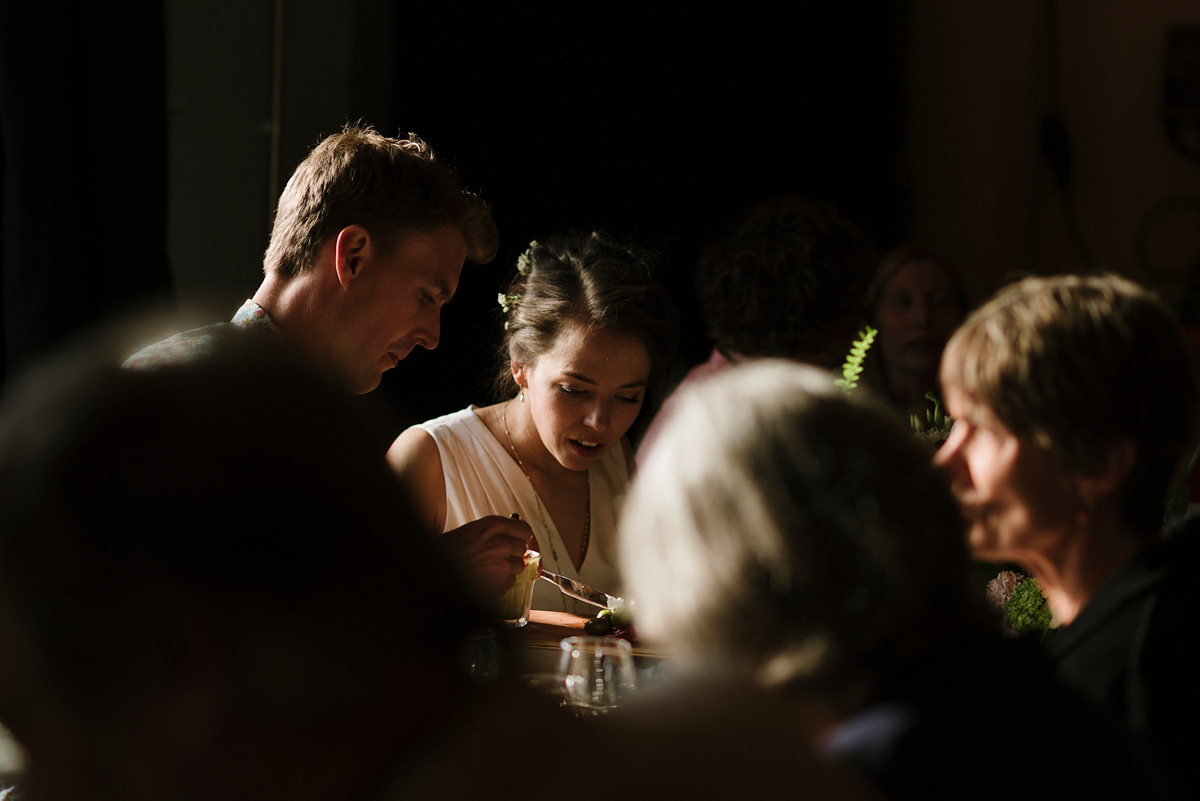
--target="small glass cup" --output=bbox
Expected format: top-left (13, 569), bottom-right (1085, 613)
top-left (456, 628), bottom-right (500, 684)
top-left (557, 635), bottom-right (636, 715)
top-left (522, 671), bottom-right (567, 704)
top-left (489, 549), bottom-right (540, 627)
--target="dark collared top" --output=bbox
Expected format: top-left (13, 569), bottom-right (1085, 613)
top-left (1044, 520), bottom-right (1200, 795)
top-left (123, 300), bottom-right (283, 369)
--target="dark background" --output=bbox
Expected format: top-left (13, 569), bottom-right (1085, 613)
top-left (5, 3), bottom-right (1199, 435)
top-left (0, 3), bottom-right (901, 428)
top-left (381, 4), bottom-right (901, 422)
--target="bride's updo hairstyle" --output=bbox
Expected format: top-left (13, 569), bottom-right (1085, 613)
top-left (494, 231), bottom-right (678, 397)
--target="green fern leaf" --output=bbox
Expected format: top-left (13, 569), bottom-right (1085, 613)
top-left (836, 326), bottom-right (878, 394)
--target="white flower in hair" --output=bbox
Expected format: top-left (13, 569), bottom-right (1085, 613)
top-left (498, 291), bottom-right (521, 325)
top-left (498, 292), bottom-right (521, 313)
top-left (516, 240), bottom-right (538, 276)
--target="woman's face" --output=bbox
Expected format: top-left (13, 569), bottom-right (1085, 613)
top-left (514, 323), bottom-right (652, 472)
top-left (876, 259), bottom-right (962, 374)
top-left (934, 385), bottom-right (1077, 563)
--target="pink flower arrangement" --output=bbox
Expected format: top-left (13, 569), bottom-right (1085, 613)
top-left (986, 570), bottom-right (1024, 611)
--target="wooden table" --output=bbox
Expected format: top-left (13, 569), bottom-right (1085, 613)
top-left (505, 610), bottom-right (670, 674)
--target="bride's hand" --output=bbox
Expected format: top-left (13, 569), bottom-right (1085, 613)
top-left (440, 515), bottom-right (538, 599)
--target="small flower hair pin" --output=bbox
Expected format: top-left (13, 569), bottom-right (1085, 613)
top-left (499, 292), bottom-right (522, 329)
top-left (516, 240), bottom-right (537, 276)
top-left (497, 292), bottom-right (520, 314)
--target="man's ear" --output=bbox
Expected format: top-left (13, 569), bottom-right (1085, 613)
top-left (333, 225), bottom-right (371, 288)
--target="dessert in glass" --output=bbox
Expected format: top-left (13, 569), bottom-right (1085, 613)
top-left (489, 549), bottom-right (540, 627)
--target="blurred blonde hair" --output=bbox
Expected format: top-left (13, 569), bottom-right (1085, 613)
top-left (621, 361), bottom-right (978, 708)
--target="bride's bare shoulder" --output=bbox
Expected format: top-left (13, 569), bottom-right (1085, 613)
top-left (387, 426), bottom-right (447, 530)
top-left (387, 426), bottom-right (439, 475)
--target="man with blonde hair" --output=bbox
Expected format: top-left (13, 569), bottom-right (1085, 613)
top-left (127, 125), bottom-right (497, 394)
top-left (127, 125), bottom-right (531, 600)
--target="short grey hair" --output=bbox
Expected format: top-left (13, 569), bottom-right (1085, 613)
top-left (621, 362), bottom-right (978, 708)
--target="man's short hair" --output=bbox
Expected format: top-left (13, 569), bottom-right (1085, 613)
top-left (940, 273), bottom-right (1200, 537)
top-left (263, 125), bottom-right (499, 278)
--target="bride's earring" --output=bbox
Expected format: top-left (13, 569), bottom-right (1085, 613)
top-left (519, 389), bottom-right (525, 403)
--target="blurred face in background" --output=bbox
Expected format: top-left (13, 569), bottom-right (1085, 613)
top-left (876, 259), bottom-right (962, 375)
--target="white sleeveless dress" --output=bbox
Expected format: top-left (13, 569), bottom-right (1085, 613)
top-left (416, 407), bottom-right (628, 615)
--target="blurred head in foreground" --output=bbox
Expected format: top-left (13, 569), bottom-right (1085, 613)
top-left (620, 361), bottom-right (979, 711)
top-left (0, 335), bottom-right (485, 801)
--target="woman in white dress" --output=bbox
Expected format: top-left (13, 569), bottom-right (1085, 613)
top-left (388, 231), bottom-right (677, 613)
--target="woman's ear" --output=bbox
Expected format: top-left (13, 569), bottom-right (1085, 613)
top-left (511, 353), bottom-right (528, 391)
top-left (1076, 438), bottom-right (1137, 506)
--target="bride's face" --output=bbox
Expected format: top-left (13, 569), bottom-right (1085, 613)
top-left (513, 322), bottom-right (652, 472)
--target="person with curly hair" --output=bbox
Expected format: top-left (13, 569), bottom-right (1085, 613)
top-left (696, 196), bottom-right (877, 366)
top-left (388, 231), bottom-right (677, 614)
top-left (638, 196), bottom-right (876, 461)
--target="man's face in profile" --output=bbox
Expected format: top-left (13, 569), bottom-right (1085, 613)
top-left (328, 225), bottom-right (466, 393)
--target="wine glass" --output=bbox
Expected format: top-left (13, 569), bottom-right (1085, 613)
top-left (557, 636), bottom-right (636, 715)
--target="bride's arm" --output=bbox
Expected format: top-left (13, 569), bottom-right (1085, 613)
top-left (387, 427), bottom-right (448, 533)
top-left (387, 427), bottom-right (533, 599)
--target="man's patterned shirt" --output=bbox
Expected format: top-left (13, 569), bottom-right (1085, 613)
top-left (123, 300), bottom-right (283, 369)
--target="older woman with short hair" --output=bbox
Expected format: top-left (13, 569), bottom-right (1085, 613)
top-left (620, 360), bottom-right (1171, 799)
top-left (935, 273), bottom-right (1200, 793)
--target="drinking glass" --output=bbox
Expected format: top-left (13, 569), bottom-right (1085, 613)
top-left (557, 635), bottom-right (636, 715)
top-left (457, 628), bottom-right (500, 685)
top-left (488, 550), bottom-right (540, 627)
top-left (522, 671), bottom-right (568, 704)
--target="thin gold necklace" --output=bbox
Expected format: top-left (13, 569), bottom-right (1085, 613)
top-left (502, 398), bottom-right (591, 571)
